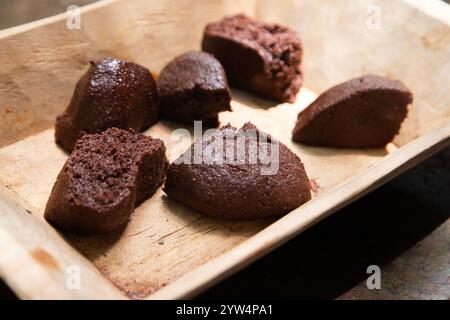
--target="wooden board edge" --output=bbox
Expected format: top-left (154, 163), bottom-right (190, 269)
top-left (148, 122), bottom-right (450, 299)
top-left (403, 0), bottom-right (450, 25)
top-left (0, 0), bottom-right (118, 40)
top-left (0, 186), bottom-right (127, 300)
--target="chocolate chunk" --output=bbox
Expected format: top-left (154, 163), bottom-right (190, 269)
top-left (45, 128), bottom-right (168, 235)
top-left (157, 51), bottom-right (231, 127)
top-left (163, 122), bottom-right (311, 220)
top-left (202, 14), bottom-right (302, 103)
top-left (292, 75), bottom-right (413, 148)
top-left (55, 58), bottom-right (159, 152)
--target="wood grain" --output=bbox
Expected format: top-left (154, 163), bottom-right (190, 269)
top-left (0, 186), bottom-right (125, 299)
top-left (0, 0), bottom-right (449, 299)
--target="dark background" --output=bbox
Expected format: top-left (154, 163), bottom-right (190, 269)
top-left (0, 0), bottom-right (449, 300)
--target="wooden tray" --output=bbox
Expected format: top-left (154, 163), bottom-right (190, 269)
top-left (0, 0), bottom-right (449, 299)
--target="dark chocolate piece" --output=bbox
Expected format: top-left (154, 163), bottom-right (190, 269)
top-left (55, 58), bottom-right (159, 152)
top-left (45, 128), bottom-right (167, 235)
top-left (202, 14), bottom-right (302, 103)
top-left (163, 122), bottom-right (311, 220)
top-left (157, 51), bottom-right (231, 127)
top-left (292, 74), bottom-right (413, 148)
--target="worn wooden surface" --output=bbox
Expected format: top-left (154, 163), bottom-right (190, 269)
top-left (0, 0), bottom-right (96, 30)
top-left (340, 219), bottom-right (450, 300)
top-left (0, 0), bottom-right (449, 299)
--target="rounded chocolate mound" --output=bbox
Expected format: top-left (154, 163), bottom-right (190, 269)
top-left (157, 50), bottom-right (231, 127)
top-left (55, 58), bottom-right (159, 152)
top-left (292, 75), bottom-right (413, 148)
top-left (163, 122), bottom-right (311, 220)
top-left (45, 128), bottom-right (168, 235)
top-left (202, 14), bottom-right (302, 103)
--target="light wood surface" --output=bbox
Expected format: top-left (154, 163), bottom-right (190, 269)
top-left (0, 0), bottom-right (449, 299)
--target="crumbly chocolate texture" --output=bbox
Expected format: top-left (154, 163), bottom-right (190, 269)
top-left (202, 14), bottom-right (302, 103)
top-left (292, 74), bottom-right (413, 148)
top-left (55, 58), bottom-right (159, 152)
top-left (163, 122), bottom-right (311, 220)
top-left (45, 128), bottom-right (168, 235)
top-left (157, 51), bottom-right (231, 127)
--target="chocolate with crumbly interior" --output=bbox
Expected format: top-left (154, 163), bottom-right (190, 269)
top-left (163, 122), bottom-right (311, 220)
top-left (45, 128), bottom-right (168, 235)
top-left (202, 14), bottom-right (302, 103)
top-left (292, 74), bottom-right (413, 148)
top-left (157, 51), bottom-right (231, 127)
top-left (55, 58), bottom-right (159, 152)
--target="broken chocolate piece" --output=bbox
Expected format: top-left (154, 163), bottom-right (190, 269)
top-left (45, 128), bottom-right (167, 234)
top-left (163, 122), bottom-right (311, 219)
top-left (292, 75), bottom-right (413, 148)
top-left (157, 50), bottom-right (231, 127)
top-left (55, 58), bottom-right (159, 152)
top-left (202, 14), bottom-right (303, 103)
